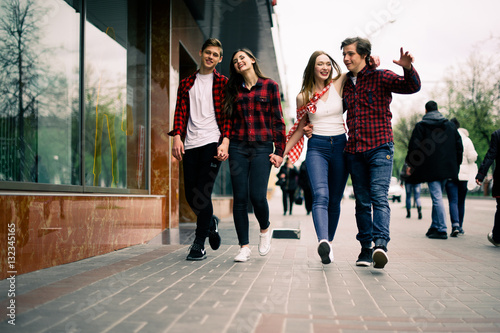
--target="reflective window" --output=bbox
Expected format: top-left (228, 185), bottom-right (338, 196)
top-left (0, 0), bottom-right (149, 191)
top-left (0, 0), bottom-right (80, 184)
top-left (85, 0), bottom-right (148, 190)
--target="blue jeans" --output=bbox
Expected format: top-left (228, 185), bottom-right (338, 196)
top-left (229, 141), bottom-right (272, 246)
top-left (346, 143), bottom-right (394, 249)
top-left (405, 183), bottom-right (422, 209)
top-left (445, 179), bottom-right (468, 230)
top-left (428, 180), bottom-right (447, 232)
top-left (306, 134), bottom-right (348, 242)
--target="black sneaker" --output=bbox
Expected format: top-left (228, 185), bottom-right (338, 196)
top-left (208, 215), bottom-right (221, 250)
top-left (425, 227), bottom-right (438, 237)
top-left (427, 230), bottom-right (448, 239)
top-left (372, 246), bottom-right (388, 269)
top-left (487, 232), bottom-right (500, 247)
top-left (356, 247), bottom-right (373, 267)
top-left (450, 227), bottom-right (460, 237)
top-left (186, 243), bottom-right (207, 261)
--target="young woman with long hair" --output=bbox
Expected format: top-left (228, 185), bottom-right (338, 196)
top-left (224, 48), bottom-right (286, 262)
top-left (284, 51), bottom-right (348, 264)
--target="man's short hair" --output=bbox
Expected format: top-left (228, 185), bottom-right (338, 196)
top-left (201, 38), bottom-right (223, 56)
top-left (425, 100), bottom-right (438, 112)
top-left (341, 37), bottom-right (371, 58)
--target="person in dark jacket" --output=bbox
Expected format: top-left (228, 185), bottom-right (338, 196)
top-left (405, 101), bottom-right (463, 239)
top-left (475, 129), bottom-right (500, 246)
top-left (277, 158), bottom-right (299, 215)
top-left (400, 162), bottom-right (422, 219)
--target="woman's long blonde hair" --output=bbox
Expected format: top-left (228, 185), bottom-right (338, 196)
top-left (300, 51), bottom-right (341, 102)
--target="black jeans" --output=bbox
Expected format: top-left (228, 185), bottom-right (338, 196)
top-left (229, 141), bottom-right (272, 245)
top-left (282, 189), bottom-right (296, 215)
top-left (183, 143), bottom-right (221, 246)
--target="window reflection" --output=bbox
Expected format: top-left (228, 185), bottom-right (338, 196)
top-left (0, 0), bottom-right (80, 184)
top-left (0, 0), bottom-right (149, 191)
top-left (85, 22), bottom-right (127, 188)
top-left (85, 0), bottom-right (148, 190)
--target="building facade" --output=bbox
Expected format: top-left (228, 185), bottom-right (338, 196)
top-left (0, 0), bottom-right (284, 279)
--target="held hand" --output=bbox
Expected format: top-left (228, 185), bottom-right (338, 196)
top-left (172, 135), bottom-right (184, 161)
top-left (215, 141), bottom-right (229, 161)
top-left (393, 47), bottom-right (414, 70)
top-left (269, 154), bottom-right (283, 168)
top-left (303, 124), bottom-right (313, 138)
top-left (476, 179), bottom-right (482, 186)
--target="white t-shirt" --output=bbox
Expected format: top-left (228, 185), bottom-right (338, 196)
top-left (184, 72), bottom-right (221, 149)
top-left (307, 88), bottom-right (345, 136)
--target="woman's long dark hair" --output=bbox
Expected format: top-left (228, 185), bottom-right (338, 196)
top-left (224, 48), bottom-right (268, 117)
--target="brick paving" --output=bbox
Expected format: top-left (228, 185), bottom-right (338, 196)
top-left (1, 191), bottom-right (500, 333)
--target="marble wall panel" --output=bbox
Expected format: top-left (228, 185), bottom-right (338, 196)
top-left (151, 0), bottom-right (173, 229)
top-left (0, 195), bottom-right (163, 279)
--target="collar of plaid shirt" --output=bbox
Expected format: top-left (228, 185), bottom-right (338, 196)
top-left (286, 81), bottom-right (334, 164)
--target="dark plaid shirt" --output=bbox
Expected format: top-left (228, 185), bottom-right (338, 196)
top-left (168, 70), bottom-right (229, 140)
top-left (343, 65), bottom-right (421, 153)
top-left (229, 78), bottom-right (286, 156)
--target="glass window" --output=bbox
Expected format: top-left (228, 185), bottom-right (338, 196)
top-left (0, 0), bottom-right (149, 192)
top-left (85, 0), bottom-right (148, 190)
top-left (0, 0), bottom-right (80, 184)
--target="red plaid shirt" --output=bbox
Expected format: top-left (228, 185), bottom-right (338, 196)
top-left (229, 78), bottom-right (286, 156)
top-left (168, 69), bottom-right (229, 139)
top-left (343, 65), bottom-right (421, 153)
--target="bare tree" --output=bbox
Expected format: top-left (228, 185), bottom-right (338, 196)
top-left (443, 54), bottom-right (500, 163)
top-left (0, 0), bottom-right (46, 181)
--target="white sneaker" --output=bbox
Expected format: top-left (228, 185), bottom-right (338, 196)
top-left (258, 230), bottom-right (272, 256)
top-left (317, 240), bottom-right (333, 264)
top-left (234, 247), bottom-right (251, 262)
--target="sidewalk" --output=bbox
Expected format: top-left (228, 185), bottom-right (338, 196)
top-left (1, 190), bottom-right (500, 333)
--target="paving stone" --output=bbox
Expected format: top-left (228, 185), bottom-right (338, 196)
top-left (1, 195), bottom-right (500, 333)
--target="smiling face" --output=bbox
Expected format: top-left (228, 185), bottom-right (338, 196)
top-left (199, 45), bottom-right (222, 73)
top-left (342, 43), bottom-right (367, 76)
top-left (232, 51), bottom-right (255, 74)
top-left (314, 54), bottom-right (332, 83)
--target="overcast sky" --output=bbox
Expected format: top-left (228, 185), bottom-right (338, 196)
top-left (274, 0), bottom-right (500, 120)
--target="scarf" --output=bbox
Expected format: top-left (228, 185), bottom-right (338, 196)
top-left (286, 82), bottom-right (333, 164)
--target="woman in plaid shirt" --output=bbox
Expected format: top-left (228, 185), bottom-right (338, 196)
top-left (224, 48), bottom-right (286, 262)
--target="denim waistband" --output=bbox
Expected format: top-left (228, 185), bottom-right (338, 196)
top-left (310, 133), bottom-right (346, 141)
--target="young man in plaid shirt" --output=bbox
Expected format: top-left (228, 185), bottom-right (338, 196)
top-left (169, 38), bottom-right (229, 261)
top-left (341, 37), bottom-right (421, 268)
